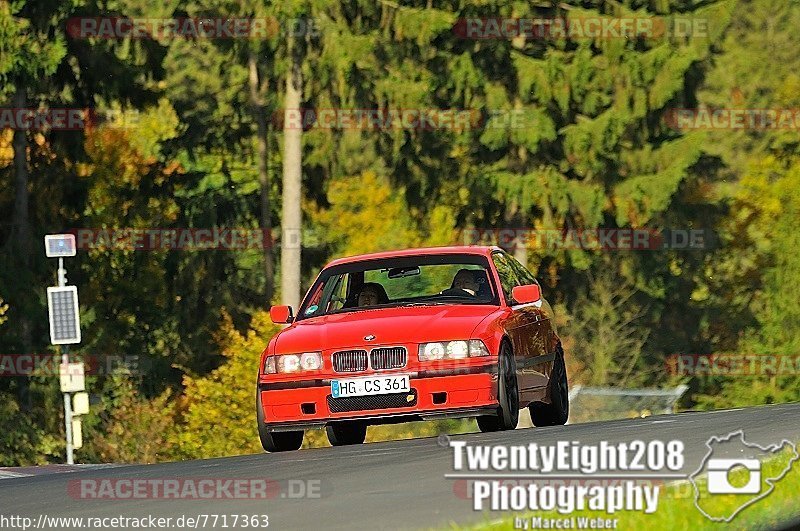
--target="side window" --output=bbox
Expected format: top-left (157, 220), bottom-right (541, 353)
top-left (306, 283), bottom-right (324, 308)
top-left (508, 255), bottom-right (538, 286)
top-left (491, 252), bottom-right (519, 303)
top-left (324, 274), bottom-right (350, 313)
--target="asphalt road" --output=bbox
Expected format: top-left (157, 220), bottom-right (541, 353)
top-left (3, 403), bottom-right (800, 530)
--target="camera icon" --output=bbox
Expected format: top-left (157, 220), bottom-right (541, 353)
top-left (707, 458), bottom-right (761, 494)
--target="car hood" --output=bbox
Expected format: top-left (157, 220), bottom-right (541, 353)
top-left (274, 304), bottom-right (498, 353)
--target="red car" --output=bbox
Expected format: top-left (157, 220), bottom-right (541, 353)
top-left (256, 246), bottom-right (569, 451)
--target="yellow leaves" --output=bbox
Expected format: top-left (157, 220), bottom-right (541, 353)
top-left (84, 127), bottom-right (149, 188)
top-left (690, 283), bottom-right (710, 302)
top-left (312, 170), bottom-right (422, 256)
top-left (175, 309), bottom-right (280, 459)
top-left (248, 310), bottom-right (280, 344)
top-left (668, 259), bottom-right (682, 276)
top-left (0, 297), bottom-right (7, 326)
top-left (728, 155), bottom-right (800, 289)
top-left (83, 100), bottom-right (182, 192)
top-left (210, 309), bottom-right (241, 359)
top-left (146, 197), bottom-right (179, 223)
top-left (425, 205), bottom-right (458, 247)
top-left (775, 74), bottom-right (800, 107)
top-left (737, 155), bottom-right (800, 227)
top-left (0, 129), bottom-right (12, 166)
top-left (129, 99), bottom-right (181, 160)
top-left (91, 378), bottom-right (177, 464)
top-left (367, 420), bottom-right (471, 443)
top-left (81, 110), bottom-right (183, 224)
top-left (449, 143), bottom-right (469, 159)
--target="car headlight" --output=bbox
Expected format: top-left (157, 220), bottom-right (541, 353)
top-left (278, 354), bottom-right (301, 373)
top-left (264, 352), bottom-right (323, 374)
top-left (418, 340), bottom-right (490, 361)
top-left (447, 340), bottom-right (469, 359)
top-left (300, 352), bottom-right (322, 371)
top-left (420, 342), bottom-right (446, 361)
top-left (468, 339), bottom-right (490, 357)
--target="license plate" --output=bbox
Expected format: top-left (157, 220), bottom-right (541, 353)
top-left (331, 374), bottom-right (410, 398)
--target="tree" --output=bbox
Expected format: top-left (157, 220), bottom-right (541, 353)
top-left (309, 170), bottom-right (420, 256)
top-left (559, 264), bottom-right (651, 387)
top-left (0, 0), bottom-right (166, 417)
top-left (175, 0), bottom-right (281, 304)
top-left (0, 391), bottom-right (60, 466)
top-left (248, 51), bottom-right (275, 304)
top-left (696, 155), bottom-right (800, 409)
top-left (174, 310), bottom-right (280, 459)
top-left (281, 22), bottom-right (305, 310)
top-left (83, 374), bottom-right (177, 464)
top-left (0, 1), bottom-right (67, 352)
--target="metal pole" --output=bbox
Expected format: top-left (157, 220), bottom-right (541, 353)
top-left (58, 260), bottom-right (74, 464)
top-left (58, 257), bottom-right (66, 287)
top-left (62, 348), bottom-right (74, 465)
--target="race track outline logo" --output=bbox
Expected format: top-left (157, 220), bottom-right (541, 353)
top-left (690, 430), bottom-right (799, 522)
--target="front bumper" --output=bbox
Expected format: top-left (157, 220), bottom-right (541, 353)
top-left (258, 368), bottom-right (498, 432)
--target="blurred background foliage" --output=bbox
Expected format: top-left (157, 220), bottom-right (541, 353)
top-left (2, 0), bottom-right (800, 463)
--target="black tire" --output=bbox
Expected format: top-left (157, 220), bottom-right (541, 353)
top-left (260, 429), bottom-right (304, 452)
top-left (529, 344), bottom-right (569, 427)
top-left (256, 388), bottom-right (304, 452)
top-left (326, 421), bottom-right (367, 446)
top-left (477, 341), bottom-right (520, 432)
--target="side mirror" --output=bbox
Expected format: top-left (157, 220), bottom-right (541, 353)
top-left (270, 305), bottom-right (294, 324)
top-left (512, 284), bottom-right (541, 305)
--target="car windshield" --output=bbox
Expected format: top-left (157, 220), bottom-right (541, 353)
top-left (297, 255), bottom-right (497, 319)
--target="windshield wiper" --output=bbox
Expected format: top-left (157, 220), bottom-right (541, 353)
top-left (399, 301), bottom-right (447, 307)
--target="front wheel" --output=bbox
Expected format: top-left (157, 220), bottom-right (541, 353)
top-left (257, 388), bottom-right (304, 452)
top-left (259, 429), bottom-right (304, 452)
top-left (529, 344), bottom-right (569, 427)
top-left (326, 421), bottom-right (367, 446)
top-left (477, 342), bottom-right (520, 432)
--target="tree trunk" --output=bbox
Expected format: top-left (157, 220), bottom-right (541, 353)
top-left (281, 32), bottom-right (304, 310)
top-left (248, 52), bottom-right (274, 305)
top-left (511, 92), bottom-right (528, 269)
top-left (513, 236), bottom-right (528, 268)
top-left (12, 87), bottom-right (32, 351)
top-left (12, 86), bottom-right (32, 410)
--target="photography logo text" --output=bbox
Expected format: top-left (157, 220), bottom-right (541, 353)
top-left (446, 439), bottom-right (685, 529)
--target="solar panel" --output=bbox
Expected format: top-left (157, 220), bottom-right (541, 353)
top-left (47, 286), bottom-right (81, 345)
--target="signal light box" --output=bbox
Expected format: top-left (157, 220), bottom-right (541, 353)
top-left (44, 234), bottom-right (77, 258)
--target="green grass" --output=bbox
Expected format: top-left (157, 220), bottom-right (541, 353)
top-left (448, 446), bottom-right (800, 530)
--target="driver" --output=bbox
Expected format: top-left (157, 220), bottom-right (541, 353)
top-left (357, 283), bottom-right (387, 307)
top-left (448, 269), bottom-right (479, 296)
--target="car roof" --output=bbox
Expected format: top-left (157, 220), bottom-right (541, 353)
top-left (324, 245), bottom-right (502, 268)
